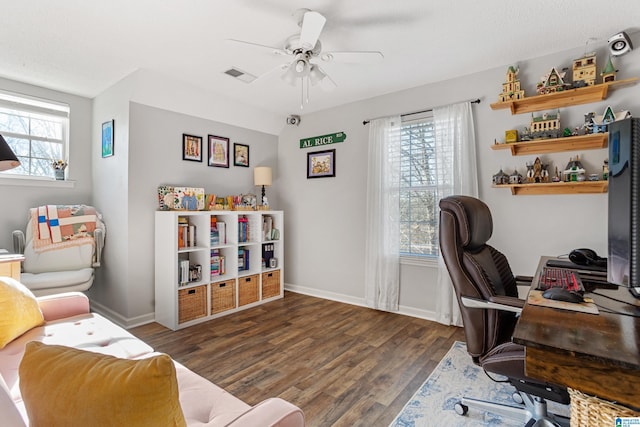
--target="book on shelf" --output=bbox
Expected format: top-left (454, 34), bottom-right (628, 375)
top-left (263, 216), bottom-right (274, 241)
top-left (178, 216), bottom-right (196, 248)
top-left (218, 222), bottom-right (226, 244)
top-left (262, 243), bottom-right (274, 267)
top-left (238, 248), bottom-right (250, 271)
top-left (211, 218), bottom-right (227, 246)
top-left (238, 216), bottom-right (249, 242)
top-left (210, 249), bottom-right (226, 277)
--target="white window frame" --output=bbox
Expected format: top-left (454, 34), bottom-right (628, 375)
top-left (0, 90), bottom-right (70, 185)
top-left (399, 111), bottom-right (446, 266)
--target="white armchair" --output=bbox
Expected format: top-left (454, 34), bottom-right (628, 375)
top-left (12, 205), bottom-right (105, 297)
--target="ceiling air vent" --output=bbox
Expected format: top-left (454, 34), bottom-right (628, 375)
top-left (223, 67), bottom-right (256, 83)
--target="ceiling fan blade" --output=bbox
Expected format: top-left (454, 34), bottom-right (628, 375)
top-left (321, 51), bottom-right (384, 64)
top-left (226, 39), bottom-right (288, 56)
top-left (253, 63), bottom-right (290, 84)
top-left (299, 11), bottom-right (326, 51)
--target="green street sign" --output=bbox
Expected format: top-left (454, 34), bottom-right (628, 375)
top-left (300, 132), bottom-right (347, 148)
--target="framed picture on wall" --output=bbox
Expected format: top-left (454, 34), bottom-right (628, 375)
top-left (182, 134), bottom-right (203, 162)
top-left (208, 135), bottom-right (229, 168)
top-left (102, 120), bottom-right (114, 158)
top-left (307, 149), bottom-right (336, 178)
top-left (234, 143), bottom-right (250, 167)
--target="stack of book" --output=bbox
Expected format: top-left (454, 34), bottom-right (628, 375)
top-left (178, 216), bottom-right (196, 248)
top-left (238, 216), bottom-right (250, 242)
top-left (179, 260), bottom-right (201, 285)
top-left (210, 217), bottom-right (226, 246)
top-left (210, 249), bottom-right (226, 278)
top-left (238, 248), bottom-right (250, 272)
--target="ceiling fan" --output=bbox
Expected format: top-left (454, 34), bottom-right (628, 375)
top-left (227, 8), bottom-right (384, 109)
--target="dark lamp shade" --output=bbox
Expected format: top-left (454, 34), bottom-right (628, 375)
top-left (0, 135), bottom-right (20, 171)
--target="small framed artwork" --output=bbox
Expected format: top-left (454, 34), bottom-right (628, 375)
top-left (234, 143), bottom-right (250, 167)
top-left (102, 120), bottom-right (114, 158)
top-left (307, 149), bottom-right (336, 179)
top-left (208, 135), bottom-right (229, 168)
top-left (183, 134), bottom-right (203, 162)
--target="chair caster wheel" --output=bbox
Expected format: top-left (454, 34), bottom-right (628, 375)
top-left (512, 391), bottom-right (524, 404)
top-left (454, 402), bottom-right (468, 415)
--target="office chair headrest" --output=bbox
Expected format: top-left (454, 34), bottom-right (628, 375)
top-left (439, 195), bottom-right (493, 250)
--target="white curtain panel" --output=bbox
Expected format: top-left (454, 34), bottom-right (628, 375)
top-left (433, 102), bottom-right (478, 326)
top-left (364, 115), bottom-right (402, 311)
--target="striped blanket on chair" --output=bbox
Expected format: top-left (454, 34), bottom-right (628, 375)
top-left (31, 205), bottom-right (97, 253)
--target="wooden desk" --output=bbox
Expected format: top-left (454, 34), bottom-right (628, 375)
top-left (0, 253), bottom-right (24, 281)
top-left (513, 256), bottom-right (640, 409)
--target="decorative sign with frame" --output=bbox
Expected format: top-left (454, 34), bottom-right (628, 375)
top-left (102, 120), bottom-right (114, 158)
top-left (234, 143), bottom-right (250, 167)
top-left (307, 149), bottom-right (336, 179)
top-left (183, 134), bottom-right (203, 162)
top-left (207, 135), bottom-right (229, 168)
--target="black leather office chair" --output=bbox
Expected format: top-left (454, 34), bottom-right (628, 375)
top-left (439, 195), bottom-right (570, 427)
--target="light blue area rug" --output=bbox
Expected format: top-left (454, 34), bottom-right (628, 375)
top-left (389, 341), bottom-right (569, 427)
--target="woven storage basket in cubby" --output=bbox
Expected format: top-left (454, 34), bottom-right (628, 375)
top-left (211, 279), bottom-right (236, 314)
top-left (178, 285), bottom-right (207, 323)
top-left (238, 274), bottom-right (259, 306)
top-left (261, 270), bottom-right (281, 299)
top-left (569, 388), bottom-right (640, 426)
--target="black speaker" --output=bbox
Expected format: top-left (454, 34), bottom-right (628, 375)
top-left (608, 31), bottom-right (633, 56)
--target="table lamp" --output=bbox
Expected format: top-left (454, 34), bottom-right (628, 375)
top-left (254, 166), bottom-right (272, 206)
top-left (0, 134), bottom-right (20, 171)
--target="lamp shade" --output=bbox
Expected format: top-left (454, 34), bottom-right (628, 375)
top-left (0, 134), bottom-right (20, 171)
top-left (254, 167), bottom-right (272, 186)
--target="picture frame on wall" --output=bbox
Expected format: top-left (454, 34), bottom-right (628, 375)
top-left (234, 143), bottom-right (250, 167)
top-left (101, 120), bottom-right (114, 158)
top-left (182, 134), bottom-right (203, 162)
top-left (208, 135), bottom-right (230, 168)
top-left (307, 149), bottom-right (336, 178)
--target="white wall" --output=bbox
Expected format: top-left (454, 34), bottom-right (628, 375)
top-left (90, 70), bottom-right (279, 325)
top-left (0, 78), bottom-right (93, 251)
top-left (279, 39), bottom-right (640, 319)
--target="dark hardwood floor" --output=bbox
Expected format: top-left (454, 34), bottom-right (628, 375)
top-left (131, 291), bottom-right (465, 427)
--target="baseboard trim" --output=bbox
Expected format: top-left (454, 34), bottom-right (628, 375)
top-left (284, 283), bottom-right (438, 322)
top-left (90, 300), bottom-right (155, 330)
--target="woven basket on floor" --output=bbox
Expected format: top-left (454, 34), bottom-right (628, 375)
top-left (569, 388), bottom-right (640, 426)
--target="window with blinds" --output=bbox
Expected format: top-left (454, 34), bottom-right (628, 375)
top-left (0, 91), bottom-right (70, 178)
top-left (399, 112), bottom-right (447, 257)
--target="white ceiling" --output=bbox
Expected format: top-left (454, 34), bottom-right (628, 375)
top-left (1, 1), bottom-right (639, 117)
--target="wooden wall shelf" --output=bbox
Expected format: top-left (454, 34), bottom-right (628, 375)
top-left (493, 181), bottom-right (608, 195)
top-left (491, 133), bottom-right (608, 156)
top-left (490, 78), bottom-right (638, 115)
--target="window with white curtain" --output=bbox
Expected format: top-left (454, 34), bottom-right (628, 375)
top-left (0, 91), bottom-right (70, 179)
top-left (399, 112), bottom-right (451, 258)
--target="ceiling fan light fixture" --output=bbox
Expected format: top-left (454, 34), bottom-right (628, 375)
top-left (308, 64), bottom-right (326, 86)
top-left (281, 64), bottom-right (298, 86)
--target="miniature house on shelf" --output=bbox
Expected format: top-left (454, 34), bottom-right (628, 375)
top-left (589, 106), bottom-right (631, 133)
top-left (498, 66), bottom-right (525, 102)
top-left (521, 111), bottom-right (562, 140)
top-left (509, 169), bottom-right (523, 184)
top-left (492, 169), bottom-right (510, 185)
top-left (601, 57), bottom-right (617, 83)
top-left (572, 52), bottom-right (597, 87)
top-left (526, 157), bottom-right (550, 183)
top-left (563, 156), bottom-right (586, 182)
top-left (536, 67), bottom-right (571, 95)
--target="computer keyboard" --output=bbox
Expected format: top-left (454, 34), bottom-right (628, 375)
top-left (536, 267), bottom-right (585, 293)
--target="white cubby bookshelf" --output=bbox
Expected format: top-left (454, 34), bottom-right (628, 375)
top-left (154, 210), bottom-right (284, 330)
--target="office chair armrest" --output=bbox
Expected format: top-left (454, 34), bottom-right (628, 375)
top-left (12, 230), bottom-right (25, 254)
top-left (461, 296), bottom-right (523, 314)
top-left (515, 275), bottom-right (533, 286)
top-left (93, 228), bottom-right (105, 268)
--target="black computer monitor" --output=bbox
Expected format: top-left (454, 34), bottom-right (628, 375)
top-left (607, 117), bottom-right (640, 297)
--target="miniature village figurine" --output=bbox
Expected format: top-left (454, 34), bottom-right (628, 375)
top-left (527, 110), bottom-right (562, 139)
top-left (589, 105), bottom-right (631, 133)
top-left (509, 169), bottom-right (523, 184)
top-left (572, 52), bottom-right (597, 87)
top-left (537, 67), bottom-right (571, 95)
top-left (498, 66), bottom-right (525, 102)
top-left (564, 155), bottom-right (586, 182)
top-left (492, 168), bottom-right (509, 185)
top-left (601, 57), bottom-right (617, 83)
